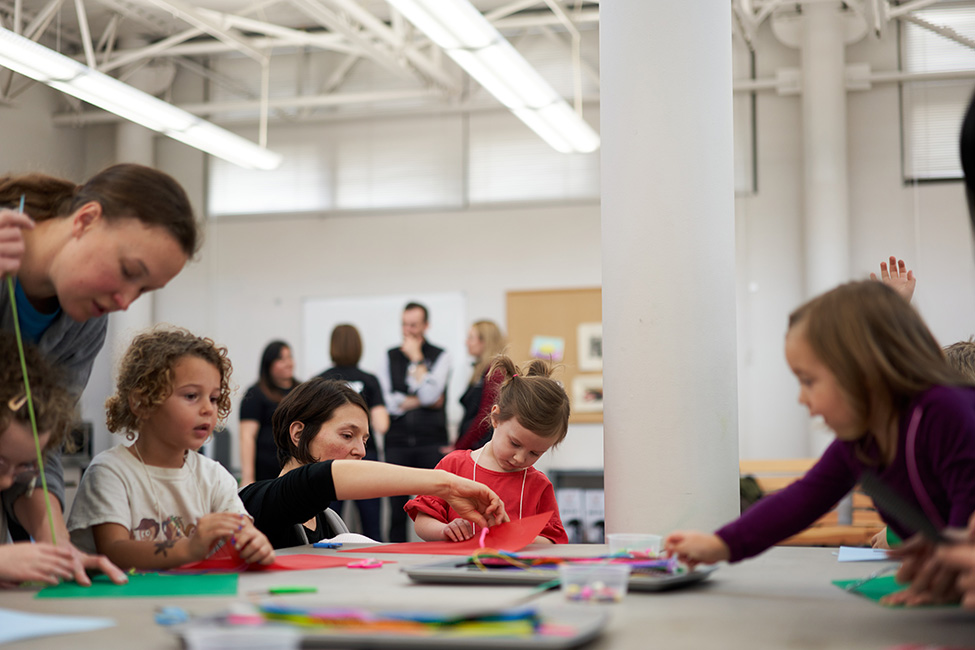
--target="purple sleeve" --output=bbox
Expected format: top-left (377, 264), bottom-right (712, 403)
top-left (716, 441), bottom-right (857, 562)
top-left (914, 388), bottom-right (975, 529)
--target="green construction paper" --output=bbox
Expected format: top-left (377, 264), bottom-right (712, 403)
top-left (36, 572), bottom-right (238, 599)
top-left (833, 575), bottom-right (962, 609)
top-left (833, 575), bottom-right (906, 602)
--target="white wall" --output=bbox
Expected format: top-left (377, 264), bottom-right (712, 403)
top-left (0, 85), bottom-right (85, 178)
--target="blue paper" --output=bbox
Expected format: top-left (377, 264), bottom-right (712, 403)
top-left (0, 607), bottom-right (115, 644)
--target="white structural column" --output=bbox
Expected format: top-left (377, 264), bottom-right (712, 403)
top-left (798, 0), bottom-right (854, 484)
top-left (109, 122), bottom-right (155, 347)
top-left (600, 1), bottom-right (739, 534)
top-left (801, 1), bottom-right (850, 298)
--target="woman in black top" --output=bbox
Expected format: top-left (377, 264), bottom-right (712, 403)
top-left (239, 340), bottom-right (297, 485)
top-left (317, 324), bottom-right (389, 540)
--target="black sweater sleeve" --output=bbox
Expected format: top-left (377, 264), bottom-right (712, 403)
top-left (239, 461), bottom-right (338, 549)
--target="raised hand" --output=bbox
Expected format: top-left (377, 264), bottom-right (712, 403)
top-left (870, 256), bottom-right (916, 302)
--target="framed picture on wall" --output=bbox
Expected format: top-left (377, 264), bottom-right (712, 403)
top-left (577, 322), bottom-right (602, 371)
top-left (572, 375), bottom-right (604, 413)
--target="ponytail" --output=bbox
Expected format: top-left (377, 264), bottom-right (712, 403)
top-left (489, 355), bottom-right (570, 445)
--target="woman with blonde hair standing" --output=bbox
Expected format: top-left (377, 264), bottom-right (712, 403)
top-left (452, 320), bottom-right (506, 451)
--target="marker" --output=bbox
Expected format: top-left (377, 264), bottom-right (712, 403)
top-left (312, 541), bottom-right (342, 549)
top-left (268, 585), bottom-right (318, 595)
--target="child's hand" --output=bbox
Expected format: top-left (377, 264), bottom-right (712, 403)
top-left (0, 542), bottom-right (75, 585)
top-left (870, 527), bottom-right (890, 549)
top-left (0, 209), bottom-right (34, 278)
top-left (65, 544), bottom-right (129, 586)
top-left (232, 516), bottom-right (275, 565)
top-left (441, 475), bottom-right (509, 528)
top-left (188, 513), bottom-right (245, 561)
top-left (870, 256), bottom-right (915, 303)
top-left (664, 531), bottom-right (730, 568)
top-left (938, 544), bottom-right (975, 610)
top-left (443, 519), bottom-right (474, 542)
top-left (883, 533), bottom-right (965, 606)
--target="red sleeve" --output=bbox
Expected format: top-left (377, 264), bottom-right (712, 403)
top-left (455, 369), bottom-right (504, 450)
top-left (404, 451), bottom-right (468, 522)
top-left (404, 493), bottom-right (449, 522)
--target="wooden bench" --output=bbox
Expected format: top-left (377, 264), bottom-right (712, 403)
top-left (739, 459), bottom-right (884, 547)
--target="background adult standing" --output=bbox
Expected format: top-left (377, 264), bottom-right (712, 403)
top-left (239, 340), bottom-right (297, 486)
top-left (378, 302), bottom-right (451, 542)
top-left (0, 163), bottom-right (197, 585)
top-left (451, 320), bottom-right (506, 451)
top-left (317, 323), bottom-right (389, 541)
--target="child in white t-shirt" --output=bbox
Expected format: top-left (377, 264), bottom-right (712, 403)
top-left (69, 328), bottom-right (274, 570)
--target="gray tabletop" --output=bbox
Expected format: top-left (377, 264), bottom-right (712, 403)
top-left (0, 544), bottom-right (971, 649)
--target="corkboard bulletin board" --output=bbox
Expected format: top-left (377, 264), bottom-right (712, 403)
top-left (506, 288), bottom-right (603, 424)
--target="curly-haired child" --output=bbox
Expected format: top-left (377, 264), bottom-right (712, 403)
top-left (67, 328), bottom-right (274, 570)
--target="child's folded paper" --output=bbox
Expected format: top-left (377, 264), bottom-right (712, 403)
top-left (345, 511), bottom-right (554, 555)
top-left (172, 545), bottom-right (394, 572)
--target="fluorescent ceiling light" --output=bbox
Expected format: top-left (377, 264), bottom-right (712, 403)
top-left (385, 0), bottom-right (600, 154)
top-left (0, 27), bottom-right (282, 170)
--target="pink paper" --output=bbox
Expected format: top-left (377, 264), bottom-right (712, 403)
top-left (348, 511), bottom-right (553, 555)
top-left (174, 546), bottom-right (394, 572)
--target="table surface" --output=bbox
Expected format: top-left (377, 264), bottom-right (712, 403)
top-left (1, 544), bottom-right (972, 649)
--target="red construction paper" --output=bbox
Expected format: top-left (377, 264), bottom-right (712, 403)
top-left (173, 545), bottom-right (394, 572)
top-left (347, 511), bottom-right (553, 555)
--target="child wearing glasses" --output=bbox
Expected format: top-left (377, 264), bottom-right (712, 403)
top-left (0, 331), bottom-right (80, 586)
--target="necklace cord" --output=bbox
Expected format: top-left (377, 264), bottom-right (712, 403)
top-left (472, 447), bottom-right (527, 533)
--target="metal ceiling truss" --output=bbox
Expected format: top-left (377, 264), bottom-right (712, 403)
top-left (733, 0), bottom-right (973, 52)
top-left (3, 0), bottom-right (598, 127)
top-left (7, 0), bottom-right (975, 129)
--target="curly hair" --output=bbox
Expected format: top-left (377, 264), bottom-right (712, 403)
top-left (488, 355), bottom-right (570, 446)
top-left (0, 332), bottom-right (76, 453)
top-left (106, 327), bottom-right (233, 434)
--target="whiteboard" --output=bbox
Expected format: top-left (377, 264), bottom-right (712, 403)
top-left (302, 292), bottom-right (469, 433)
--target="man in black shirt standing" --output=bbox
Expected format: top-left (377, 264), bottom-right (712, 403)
top-left (378, 302), bottom-right (452, 542)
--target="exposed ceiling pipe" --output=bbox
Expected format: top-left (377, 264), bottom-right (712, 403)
top-left (52, 88), bottom-right (443, 124)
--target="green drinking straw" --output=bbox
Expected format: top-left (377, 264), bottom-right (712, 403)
top-left (6, 194), bottom-right (58, 544)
